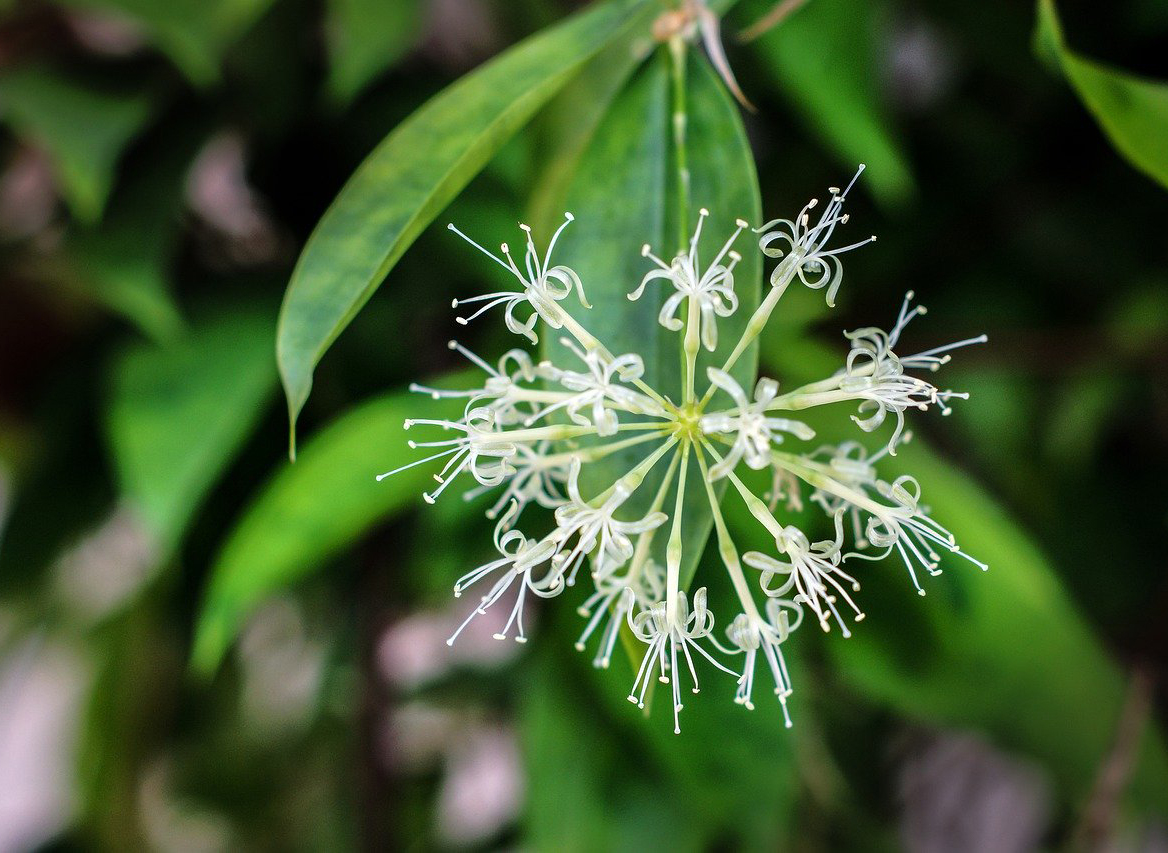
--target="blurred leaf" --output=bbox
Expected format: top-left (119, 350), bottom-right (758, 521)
top-left (523, 610), bottom-right (802, 849)
top-left (0, 68), bottom-right (155, 222)
top-left (191, 374), bottom-right (470, 675)
top-left (106, 308), bottom-right (277, 553)
top-left (78, 604), bottom-right (182, 846)
top-left (276, 0), bottom-right (655, 452)
top-left (1042, 370), bottom-right (1125, 469)
top-left (1036, 0), bottom-right (1168, 191)
top-left (325, 0), bottom-right (422, 105)
top-left (546, 51), bottom-right (762, 597)
top-left (750, 335), bottom-right (1168, 808)
top-left (26, 118), bottom-right (207, 341)
top-left (57, 0), bottom-right (278, 86)
top-left (742, 0), bottom-right (914, 207)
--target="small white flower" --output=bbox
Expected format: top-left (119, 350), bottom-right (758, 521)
top-left (840, 291), bottom-right (987, 452)
top-left (846, 474), bottom-right (988, 595)
top-left (411, 341), bottom-right (540, 425)
top-left (449, 213), bottom-right (589, 343)
top-left (575, 559), bottom-right (665, 670)
top-left (626, 588), bottom-right (735, 734)
top-left (757, 165), bottom-right (875, 306)
top-left (743, 514), bottom-right (865, 636)
top-left (379, 407), bottom-right (517, 504)
top-left (446, 503), bottom-right (564, 646)
top-left (630, 208), bottom-right (746, 351)
top-left (461, 440), bottom-right (567, 524)
top-left (551, 457), bottom-right (668, 585)
top-left (701, 367), bottom-right (815, 479)
top-left (725, 597), bottom-right (803, 725)
top-left (532, 339), bottom-right (663, 436)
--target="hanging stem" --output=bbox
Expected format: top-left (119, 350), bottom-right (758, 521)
top-left (669, 36), bottom-right (690, 255)
top-left (625, 449), bottom-right (684, 589)
top-left (665, 441), bottom-right (691, 621)
top-left (694, 441), bottom-right (763, 623)
top-left (698, 267), bottom-right (797, 408)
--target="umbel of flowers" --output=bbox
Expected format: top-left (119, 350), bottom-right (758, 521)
top-left (381, 167), bottom-right (987, 733)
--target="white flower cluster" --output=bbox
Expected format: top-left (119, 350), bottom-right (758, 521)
top-left (382, 167), bottom-right (986, 732)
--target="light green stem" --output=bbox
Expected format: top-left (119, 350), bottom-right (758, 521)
top-left (590, 434), bottom-right (680, 507)
top-left (497, 421), bottom-right (666, 445)
top-left (683, 291), bottom-right (700, 404)
top-left (702, 440), bottom-right (788, 543)
top-left (699, 267), bottom-right (796, 408)
top-left (536, 429), bottom-right (669, 468)
top-left (694, 442), bottom-right (763, 622)
top-left (669, 36), bottom-right (690, 254)
top-left (665, 441), bottom-right (691, 621)
top-left (625, 449), bottom-right (684, 589)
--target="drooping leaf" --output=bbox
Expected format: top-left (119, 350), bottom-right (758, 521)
top-left (1035, 0), bottom-right (1168, 191)
top-left (0, 67), bottom-right (155, 222)
top-left (743, 334), bottom-right (1168, 809)
top-left (276, 0), bottom-right (655, 453)
top-left (325, 0), bottom-right (423, 105)
top-left (191, 375), bottom-right (470, 675)
top-left (742, 0), bottom-right (914, 208)
top-left (25, 118), bottom-right (206, 342)
top-left (56, 0), bottom-right (279, 86)
top-left (105, 307), bottom-right (277, 554)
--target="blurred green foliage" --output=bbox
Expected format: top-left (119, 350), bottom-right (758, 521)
top-left (0, 0), bottom-right (1165, 850)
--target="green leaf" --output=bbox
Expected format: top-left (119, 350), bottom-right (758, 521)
top-left (545, 51), bottom-right (762, 596)
top-left (752, 335), bottom-right (1168, 809)
top-left (742, 0), bottom-right (914, 208)
top-left (190, 375), bottom-right (470, 675)
top-left (325, 0), bottom-right (422, 105)
top-left (524, 612), bottom-right (802, 850)
top-left (56, 0), bottom-right (278, 86)
top-left (527, 9), bottom-right (656, 233)
top-left (0, 68), bottom-right (155, 222)
top-left (1036, 0), bottom-right (1168, 191)
top-left (30, 119), bottom-right (206, 342)
top-left (106, 307), bottom-right (277, 553)
top-left (276, 0), bottom-right (655, 453)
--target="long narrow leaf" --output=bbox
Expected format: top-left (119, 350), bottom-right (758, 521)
top-left (276, 0), bottom-right (655, 452)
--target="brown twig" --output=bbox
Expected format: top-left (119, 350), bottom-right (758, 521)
top-left (739, 0), bottom-right (809, 43)
top-left (1071, 665), bottom-right (1156, 851)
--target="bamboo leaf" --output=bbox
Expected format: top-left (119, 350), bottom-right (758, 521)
top-left (742, 0), bottom-right (914, 208)
top-left (276, 0), bottom-right (655, 452)
top-left (106, 308), bottom-right (277, 553)
top-left (545, 51), bottom-right (762, 594)
top-left (1036, 0), bottom-right (1168, 191)
top-left (325, 0), bottom-right (423, 105)
top-left (190, 377), bottom-right (469, 675)
top-left (0, 68), bottom-right (155, 222)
